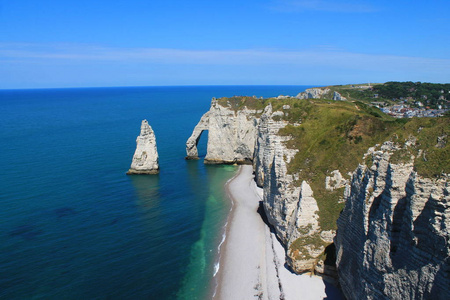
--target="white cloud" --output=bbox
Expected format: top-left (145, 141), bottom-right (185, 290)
top-left (1, 42), bottom-right (449, 72)
top-left (1, 42), bottom-right (449, 88)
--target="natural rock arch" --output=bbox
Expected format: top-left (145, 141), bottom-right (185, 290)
top-left (185, 98), bottom-right (258, 164)
top-left (185, 112), bottom-right (210, 160)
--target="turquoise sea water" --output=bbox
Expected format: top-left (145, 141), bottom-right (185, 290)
top-left (0, 86), bottom-right (310, 299)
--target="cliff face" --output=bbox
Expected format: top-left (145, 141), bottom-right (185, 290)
top-left (187, 96), bottom-right (450, 295)
top-left (253, 104), bottom-right (326, 272)
top-left (185, 98), bottom-right (259, 164)
top-left (127, 120), bottom-right (159, 174)
top-left (335, 141), bottom-right (450, 299)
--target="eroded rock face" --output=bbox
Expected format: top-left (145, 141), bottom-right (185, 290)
top-left (335, 142), bottom-right (450, 299)
top-left (185, 98), bottom-right (259, 164)
top-left (332, 91), bottom-right (347, 101)
top-left (127, 120), bottom-right (159, 174)
top-left (254, 104), bottom-right (300, 244)
top-left (296, 88), bottom-right (330, 99)
top-left (253, 105), bottom-right (326, 273)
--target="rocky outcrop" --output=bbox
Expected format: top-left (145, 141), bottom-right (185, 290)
top-left (332, 91), bottom-right (347, 101)
top-left (186, 111), bottom-right (210, 159)
top-left (335, 141), bottom-right (450, 299)
top-left (127, 120), bottom-right (159, 174)
top-left (296, 88), bottom-right (330, 99)
top-left (325, 170), bottom-right (347, 191)
top-left (185, 98), bottom-right (259, 164)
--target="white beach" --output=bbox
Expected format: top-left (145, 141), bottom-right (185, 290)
top-left (214, 165), bottom-right (342, 300)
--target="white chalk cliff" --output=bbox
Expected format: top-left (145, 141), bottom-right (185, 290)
top-left (187, 95), bottom-right (450, 298)
top-left (188, 98), bottom-right (329, 274)
top-left (127, 120), bottom-right (159, 174)
top-left (335, 141), bottom-right (450, 299)
top-left (186, 98), bottom-right (259, 164)
top-left (252, 104), bottom-right (325, 273)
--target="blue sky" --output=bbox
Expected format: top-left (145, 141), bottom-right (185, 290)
top-left (1, 0), bottom-right (449, 88)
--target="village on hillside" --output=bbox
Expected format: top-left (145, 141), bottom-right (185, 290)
top-left (336, 82), bottom-right (450, 118)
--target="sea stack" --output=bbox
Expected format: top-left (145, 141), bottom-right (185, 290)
top-left (127, 120), bottom-right (159, 175)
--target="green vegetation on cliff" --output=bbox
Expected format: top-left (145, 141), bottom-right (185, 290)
top-left (216, 96), bottom-right (268, 112)
top-left (277, 99), bottom-right (448, 230)
top-left (221, 94), bottom-right (449, 232)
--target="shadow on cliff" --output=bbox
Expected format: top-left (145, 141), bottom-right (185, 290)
top-left (257, 201), bottom-right (277, 235)
top-left (323, 280), bottom-right (345, 300)
top-left (257, 201), bottom-right (344, 300)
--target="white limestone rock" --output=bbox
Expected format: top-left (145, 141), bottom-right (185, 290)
top-left (335, 141), bottom-right (450, 300)
top-left (185, 98), bottom-right (258, 164)
top-left (332, 91), bottom-right (347, 101)
top-left (127, 120), bottom-right (159, 174)
top-left (186, 111), bottom-right (210, 159)
top-left (325, 170), bottom-right (348, 191)
top-left (295, 181), bottom-right (320, 232)
top-left (296, 88), bottom-right (331, 99)
top-left (253, 105), bottom-right (328, 273)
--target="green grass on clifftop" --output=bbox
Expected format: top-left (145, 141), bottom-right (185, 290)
top-left (277, 99), bottom-right (449, 230)
top-left (218, 95), bottom-right (449, 232)
top-left (217, 96), bottom-right (268, 112)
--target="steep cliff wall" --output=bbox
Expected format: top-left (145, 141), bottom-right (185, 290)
top-left (335, 141), bottom-right (450, 299)
top-left (253, 104), bottom-right (326, 273)
top-left (187, 95), bottom-right (450, 294)
top-left (185, 98), bottom-right (259, 164)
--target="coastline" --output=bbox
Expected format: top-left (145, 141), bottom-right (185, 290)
top-left (213, 165), bottom-right (342, 300)
top-left (209, 165), bottom-right (242, 299)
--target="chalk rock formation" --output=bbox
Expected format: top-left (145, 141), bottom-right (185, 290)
top-left (253, 104), bottom-right (326, 273)
top-left (254, 104), bottom-right (300, 242)
top-left (335, 141), bottom-right (450, 299)
top-left (296, 88), bottom-right (330, 99)
top-left (332, 91), bottom-right (347, 101)
top-left (186, 111), bottom-right (210, 159)
top-left (127, 120), bottom-right (159, 174)
top-left (325, 170), bottom-right (347, 191)
top-left (185, 98), bottom-right (259, 164)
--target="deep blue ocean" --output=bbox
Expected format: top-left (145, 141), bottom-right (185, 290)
top-left (0, 85), bottom-right (310, 299)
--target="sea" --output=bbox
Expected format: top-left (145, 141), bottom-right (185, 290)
top-left (0, 85), bottom-right (311, 299)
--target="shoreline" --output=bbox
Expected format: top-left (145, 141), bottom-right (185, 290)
top-left (209, 165), bottom-right (242, 299)
top-left (213, 165), bottom-right (342, 300)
